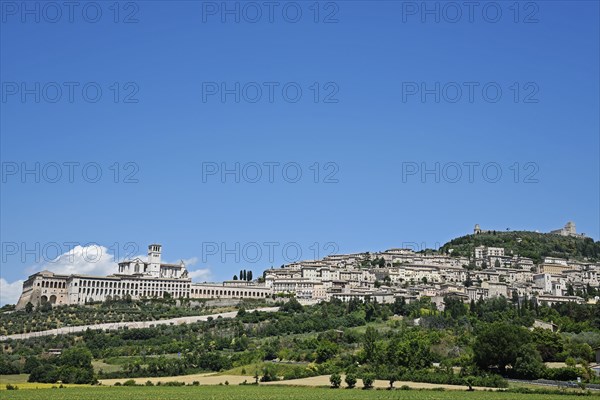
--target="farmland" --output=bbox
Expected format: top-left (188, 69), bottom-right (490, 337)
top-left (0, 385), bottom-right (597, 400)
top-left (4, 298), bottom-right (600, 391)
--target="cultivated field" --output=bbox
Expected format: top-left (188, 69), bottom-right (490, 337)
top-left (99, 373), bottom-right (492, 390)
top-left (0, 385), bottom-right (596, 400)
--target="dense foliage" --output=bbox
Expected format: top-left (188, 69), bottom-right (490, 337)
top-left (0, 298), bottom-right (267, 335)
top-left (441, 231), bottom-right (600, 263)
top-left (27, 347), bottom-right (96, 384)
top-left (2, 296), bottom-right (600, 386)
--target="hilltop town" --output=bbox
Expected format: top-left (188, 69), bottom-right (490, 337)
top-left (15, 222), bottom-right (600, 311)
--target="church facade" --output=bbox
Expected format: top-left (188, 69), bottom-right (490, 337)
top-left (16, 244), bottom-right (193, 310)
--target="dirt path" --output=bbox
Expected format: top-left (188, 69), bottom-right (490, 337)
top-left (100, 374), bottom-right (255, 386)
top-left (100, 374), bottom-right (493, 391)
top-left (263, 375), bottom-right (492, 391)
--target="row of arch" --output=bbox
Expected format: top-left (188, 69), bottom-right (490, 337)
top-left (39, 281), bottom-right (66, 289)
top-left (79, 279), bottom-right (189, 290)
top-left (190, 288), bottom-right (267, 298)
top-left (80, 280), bottom-right (138, 289)
top-left (80, 288), bottom-right (185, 298)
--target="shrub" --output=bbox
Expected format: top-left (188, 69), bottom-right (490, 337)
top-left (260, 366), bottom-right (279, 382)
top-left (345, 373), bottom-right (357, 389)
top-left (545, 367), bottom-right (582, 381)
top-left (163, 381), bottom-right (185, 386)
top-left (362, 373), bottom-right (375, 389)
top-left (330, 373), bottom-right (342, 388)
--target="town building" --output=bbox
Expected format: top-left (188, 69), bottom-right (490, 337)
top-left (15, 224), bottom-right (599, 310)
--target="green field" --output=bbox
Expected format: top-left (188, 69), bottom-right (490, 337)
top-left (0, 385), bottom-right (596, 400)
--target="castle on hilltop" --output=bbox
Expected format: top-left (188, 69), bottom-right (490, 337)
top-left (550, 221), bottom-right (586, 238)
top-left (473, 224), bottom-right (490, 235)
top-left (474, 222), bottom-right (586, 239)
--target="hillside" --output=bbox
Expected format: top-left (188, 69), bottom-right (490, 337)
top-left (440, 231), bottom-right (600, 263)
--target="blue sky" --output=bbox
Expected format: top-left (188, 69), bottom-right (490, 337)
top-left (1, 1), bottom-right (599, 304)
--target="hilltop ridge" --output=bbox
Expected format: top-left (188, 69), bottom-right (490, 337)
top-left (440, 230), bottom-right (600, 263)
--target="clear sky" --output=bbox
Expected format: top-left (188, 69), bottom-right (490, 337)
top-left (1, 1), bottom-right (599, 305)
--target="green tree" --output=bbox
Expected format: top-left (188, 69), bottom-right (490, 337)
top-left (345, 373), bottom-right (357, 389)
top-left (362, 373), bottom-right (375, 389)
top-left (465, 376), bottom-right (475, 391)
top-left (40, 302), bottom-right (52, 312)
top-left (385, 330), bottom-right (432, 370)
top-left (511, 290), bottom-right (520, 305)
top-left (23, 357), bottom-right (40, 374)
top-left (464, 274), bottom-right (473, 288)
top-left (393, 297), bottom-right (406, 316)
top-left (513, 343), bottom-right (546, 379)
top-left (387, 374), bottom-right (397, 390)
top-left (60, 347), bottom-right (93, 369)
top-left (329, 373), bottom-right (341, 388)
top-left (362, 326), bottom-right (378, 363)
top-left (474, 322), bottom-right (530, 372)
top-left (365, 302), bottom-right (376, 322)
top-left (443, 296), bottom-right (467, 319)
top-left (0, 356), bottom-right (20, 375)
top-left (25, 302), bottom-right (34, 313)
top-left (280, 298), bottom-right (303, 313)
top-left (316, 341), bottom-right (338, 363)
top-left (254, 370), bottom-right (260, 384)
top-left (531, 328), bottom-right (563, 362)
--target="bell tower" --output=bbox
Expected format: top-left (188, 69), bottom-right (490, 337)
top-left (147, 244), bottom-right (162, 277)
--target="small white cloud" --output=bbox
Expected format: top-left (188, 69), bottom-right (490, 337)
top-left (29, 245), bottom-right (118, 277)
top-left (188, 268), bottom-right (212, 281)
top-left (0, 278), bottom-right (24, 306)
top-left (182, 257), bottom-right (198, 267)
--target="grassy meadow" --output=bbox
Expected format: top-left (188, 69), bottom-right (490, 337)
top-left (0, 385), bottom-right (597, 400)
